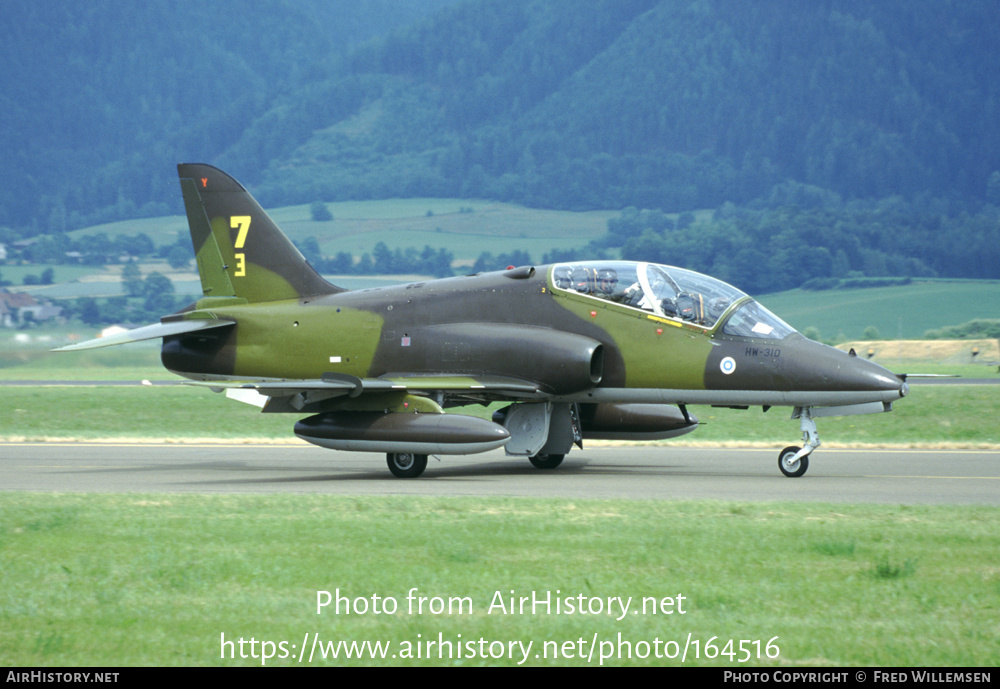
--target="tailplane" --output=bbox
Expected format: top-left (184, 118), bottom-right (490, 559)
top-left (177, 163), bottom-right (342, 303)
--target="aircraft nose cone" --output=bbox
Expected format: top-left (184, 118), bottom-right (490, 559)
top-left (705, 335), bottom-right (910, 407)
top-left (838, 353), bottom-right (908, 397)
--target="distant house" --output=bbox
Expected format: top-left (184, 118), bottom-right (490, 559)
top-left (0, 291), bottom-right (35, 327)
top-left (0, 290), bottom-right (62, 327)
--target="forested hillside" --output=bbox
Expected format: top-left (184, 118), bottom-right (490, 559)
top-left (244, 0), bottom-right (1000, 213)
top-left (0, 0), bottom-right (457, 232)
top-left (2, 0), bottom-right (998, 290)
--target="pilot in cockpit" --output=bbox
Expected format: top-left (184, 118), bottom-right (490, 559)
top-left (596, 269), bottom-right (618, 297)
top-left (599, 268), bottom-right (642, 307)
top-left (676, 292), bottom-right (705, 322)
top-left (571, 266), bottom-right (595, 293)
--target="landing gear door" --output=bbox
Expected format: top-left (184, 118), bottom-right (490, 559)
top-left (538, 403), bottom-right (582, 457)
top-left (501, 402), bottom-right (581, 457)
top-left (501, 402), bottom-right (551, 456)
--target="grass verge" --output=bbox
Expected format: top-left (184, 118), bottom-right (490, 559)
top-left (1, 494), bottom-right (997, 666)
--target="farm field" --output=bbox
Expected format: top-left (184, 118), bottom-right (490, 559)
top-left (65, 198), bottom-right (613, 265)
top-left (761, 280), bottom-right (1000, 341)
top-left (8, 199), bottom-right (611, 302)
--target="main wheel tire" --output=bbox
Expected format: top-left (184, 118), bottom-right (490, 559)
top-left (386, 452), bottom-right (428, 478)
top-left (778, 446), bottom-right (809, 478)
top-left (529, 453), bottom-right (564, 470)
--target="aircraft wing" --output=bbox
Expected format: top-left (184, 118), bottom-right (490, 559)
top-left (198, 372), bottom-right (543, 413)
top-left (53, 318), bottom-right (236, 351)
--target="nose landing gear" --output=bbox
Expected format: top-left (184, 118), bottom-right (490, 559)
top-left (778, 408), bottom-right (820, 477)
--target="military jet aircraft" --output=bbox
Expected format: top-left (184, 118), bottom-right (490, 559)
top-left (57, 164), bottom-right (908, 478)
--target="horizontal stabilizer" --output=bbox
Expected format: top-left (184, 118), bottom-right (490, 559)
top-left (53, 318), bottom-right (234, 352)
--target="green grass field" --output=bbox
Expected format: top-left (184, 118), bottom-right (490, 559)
top-left (1, 494), bottom-right (997, 666)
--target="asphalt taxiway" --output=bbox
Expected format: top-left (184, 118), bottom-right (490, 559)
top-left (2, 443), bottom-right (997, 504)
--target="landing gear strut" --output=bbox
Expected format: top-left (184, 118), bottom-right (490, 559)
top-left (778, 408), bottom-right (820, 478)
top-left (386, 452), bottom-right (428, 478)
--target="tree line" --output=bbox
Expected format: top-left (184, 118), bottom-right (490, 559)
top-left (610, 191), bottom-right (1000, 295)
top-left (5, 231), bottom-right (193, 273)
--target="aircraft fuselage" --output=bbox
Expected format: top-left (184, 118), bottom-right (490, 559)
top-left (163, 263), bottom-right (906, 411)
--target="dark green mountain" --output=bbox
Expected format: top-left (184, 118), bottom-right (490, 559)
top-left (246, 0), bottom-right (1000, 214)
top-left (3, 0), bottom-right (999, 253)
top-left (0, 0), bottom-right (457, 232)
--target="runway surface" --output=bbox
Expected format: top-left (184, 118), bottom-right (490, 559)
top-left (2, 443), bottom-right (997, 504)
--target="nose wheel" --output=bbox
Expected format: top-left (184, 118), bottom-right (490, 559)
top-left (778, 407), bottom-right (820, 477)
top-left (778, 446), bottom-right (809, 477)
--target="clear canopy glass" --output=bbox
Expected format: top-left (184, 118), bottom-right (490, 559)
top-left (550, 261), bottom-right (795, 340)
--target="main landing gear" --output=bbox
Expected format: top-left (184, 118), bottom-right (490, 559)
top-left (529, 453), bottom-right (564, 470)
top-left (778, 407), bottom-right (820, 478)
top-left (386, 452), bottom-right (428, 479)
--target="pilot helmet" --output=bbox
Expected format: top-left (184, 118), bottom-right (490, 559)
top-left (597, 268), bottom-right (618, 294)
top-left (553, 266), bottom-right (572, 289)
top-left (676, 293), bottom-right (702, 321)
top-left (661, 298), bottom-right (678, 318)
top-left (571, 266), bottom-right (592, 293)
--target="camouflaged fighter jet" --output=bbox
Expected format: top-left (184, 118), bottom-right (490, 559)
top-left (57, 164), bottom-right (909, 478)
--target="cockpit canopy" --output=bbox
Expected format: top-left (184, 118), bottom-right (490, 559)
top-left (550, 261), bottom-right (795, 340)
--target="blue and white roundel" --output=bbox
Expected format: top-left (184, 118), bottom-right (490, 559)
top-left (720, 357), bottom-right (736, 375)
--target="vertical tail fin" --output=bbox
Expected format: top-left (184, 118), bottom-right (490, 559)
top-left (177, 163), bottom-right (341, 303)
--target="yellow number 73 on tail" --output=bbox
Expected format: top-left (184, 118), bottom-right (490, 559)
top-left (231, 216), bottom-right (251, 276)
